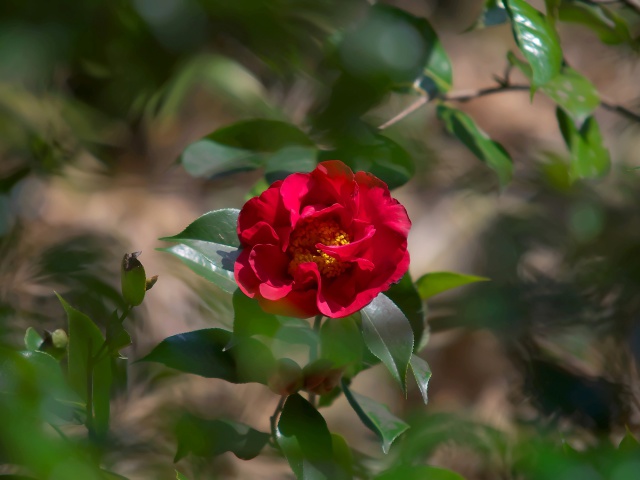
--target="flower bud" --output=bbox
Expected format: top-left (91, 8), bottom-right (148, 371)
top-left (303, 359), bottom-right (344, 396)
top-left (121, 251), bottom-right (146, 306)
top-left (268, 358), bottom-right (303, 396)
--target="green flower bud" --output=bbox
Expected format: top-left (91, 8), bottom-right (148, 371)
top-left (121, 251), bottom-right (146, 306)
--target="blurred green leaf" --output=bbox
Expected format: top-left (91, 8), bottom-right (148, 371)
top-left (159, 209), bottom-right (240, 294)
top-left (385, 274), bottom-right (426, 350)
top-left (105, 310), bottom-right (131, 358)
top-left (180, 120), bottom-right (313, 179)
top-left (233, 289), bottom-right (281, 339)
top-left (410, 355), bottom-right (432, 405)
top-left (174, 413), bottom-right (269, 462)
top-left (24, 327), bottom-right (43, 351)
top-left (558, 2), bottom-right (631, 45)
top-left (140, 328), bottom-right (275, 384)
top-left (376, 465), bottom-right (466, 480)
top-left (341, 380), bottom-right (409, 454)
top-left (121, 252), bottom-right (146, 307)
top-left (264, 146), bottom-right (317, 183)
top-left (504, 0), bottom-right (562, 87)
top-left (58, 294), bottom-right (111, 437)
top-left (618, 428), bottom-right (640, 453)
top-left (508, 53), bottom-right (599, 126)
top-left (556, 108), bottom-right (610, 180)
top-left (468, 0), bottom-right (509, 30)
top-left (331, 434), bottom-right (353, 478)
top-left (412, 16), bottom-right (452, 96)
top-left (415, 271), bottom-right (489, 300)
top-left (320, 133), bottom-right (415, 190)
top-left (361, 294), bottom-right (414, 393)
top-left (277, 393), bottom-right (347, 479)
top-left (176, 473), bottom-right (189, 480)
top-left (320, 315), bottom-right (363, 370)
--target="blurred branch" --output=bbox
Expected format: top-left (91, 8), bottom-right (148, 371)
top-left (378, 96), bottom-right (429, 130)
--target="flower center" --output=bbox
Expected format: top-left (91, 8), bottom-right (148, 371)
top-left (287, 218), bottom-right (350, 278)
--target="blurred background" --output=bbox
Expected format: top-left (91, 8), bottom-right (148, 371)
top-left (1, 0), bottom-right (640, 478)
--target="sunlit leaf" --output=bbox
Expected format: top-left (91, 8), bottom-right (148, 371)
top-left (57, 294), bottom-right (111, 438)
top-left (436, 105), bottom-right (513, 187)
top-left (556, 108), bottom-right (610, 180)
top-left (174, 413), bottom-right (269, 462)
top-left (504, 0), bottom-right (562, 87)
top-left (24, 327), bottom-right (43, 351)
top-left (341, 380), bottom-right (409, 454)
top-left (415, 271), bottom-right (489, 300)
top-left (508, 53), bottom-right (599, 126)
top-left (160, 209), bottom-right (240, 247)
top-left (277, 394), bottom-right (348, 479)
top-left (360, 294), bottom-right (414, 393)
top-left (410, 355), bottom-right (432, 404)
top-left (376, 465), bottom-right (466, 480)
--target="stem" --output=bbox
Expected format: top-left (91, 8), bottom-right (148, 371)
top-left (307, 315), bottom-right (324, 406)
top-left (378, 95), bottom-right (429, 130)
top-left (93, 305), bottom-right (133, 363)
top-left (86, 340), bottom-right (95, 441)
top-left (270, 395), bottom-right (286, 452)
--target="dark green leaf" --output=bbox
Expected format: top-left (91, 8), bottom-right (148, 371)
top-left (412, 17), bottom-right (452, 96)
top-left (160, 209), bottom-right (240, 247)
top-left (24, 327), bottom-right (43, 351)
top-left (558, 2), bottom-right (631, 45)
top-left (619, 428), bottom-right (640, 453)
top-left (415, 271), bottom-right (489, 300)
top-left (264, 146), bottom-right (318, 183)
top-left (469, 0), bottom-right (509, 30)
top-left (361, 294), bottom-right (414, 393)
top-left (385, 274), bottom-right (426, 350)
top-left (504, 0), bottom-right (562, 87)
top-left (277, 394), bottom-right (347, 479)
top-left (330, 434), bottom-right (353, 478)
top-left (174, 413), bottom-right (269, 462)
top-left (376, 465), bottom-right (466, 480)
top-left (58, 294), bottom-right (111, 437)
top-left (556, 108), bottom-right (610, 180)
top-left (437, 104), bottom-right (513, 187)
top-left (341, 380), bottom-right (409, 454)
top-left (508, 53), bottom-right (599, 125)
top-left (319, 134), bottom-right (414, 190)
top-left (121, 252), bottom-right (146, 307)
top-left (140, 328), bottom-right (275, 384)
top-left (320, 315), bottom-right (363, 370)
top-left (409, 355), bottom-right (432, 404)
top-left (180, 139), bottom-right (260, 178)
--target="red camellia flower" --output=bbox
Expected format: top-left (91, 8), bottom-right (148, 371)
top-left (234, 160), bottom-right (411, 318)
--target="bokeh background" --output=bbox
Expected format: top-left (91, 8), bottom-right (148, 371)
top-left (2, 0), bottom-right (640, 478)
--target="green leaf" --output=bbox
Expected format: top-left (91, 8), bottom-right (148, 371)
top-left (385, 274), bottom-right (426, 350)
top-left (24, 327), bottom-right (43, 351)
top-left (277, 394), bottom-right (347, 479)
top-left (468, 0), bottom-right (509, 30)
top-left (57, 294), bottom-right (111, 437)
top-left (361, 294), bottom-right (414, 393)
top-left (232, 289), bottom-right (281, 339)
top-left (376, 465), bottom-right (466, 480)
top-left (556, 108), bottom-right (610, 180)
top-left (140, 328), bottom-right (275, 384)
top-left (504, 0), bottom-right (562, 87)
top-left (160, 209), bottom-right (240, 247)
top-left (180, 120), bottom-right (313, 179)
top-left (558, 2), bottom-right (631, 45)
top-left (319, 134), bottom-right (414, 190)
top-left (415, 271), bottom-right (489, 300)
top-left (414, 18), bottom-right (453, 96)
top-left (264, 146), bottom-right (317, 183)
top-left (176, 473), bottom-right (189, 480)
top-left (320, 315), bottom-right (363, 370)
top-left (409, 355), bottom-right (432, 404)
top-left (341, 380), bottom-right (409, 454)
top-left (436, 104), bottom-right (513, 187)
top-left (330, 434), bottom-right (353, 478)
top-left (105, 310), bottom-right (131, 358)
top-left (508, 53), bottom-right (599, 126)
top-left (121, 252), bottom-right (146, 307)
top-left (619, 427), bottom-right (640, 453)
top-left (174, 413), bottom-right (269, 462)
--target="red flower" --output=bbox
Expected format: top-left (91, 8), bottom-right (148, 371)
top-left (234, 160), bottom-right (411, 318)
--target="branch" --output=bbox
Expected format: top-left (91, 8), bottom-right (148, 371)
top-left (442, 84), bottom-right (530, 102)
top-left (599, 97), bottom-right (640, 123)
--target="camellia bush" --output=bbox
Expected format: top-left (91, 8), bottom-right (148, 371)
top-left (2, 0), bottom-right (640, 479)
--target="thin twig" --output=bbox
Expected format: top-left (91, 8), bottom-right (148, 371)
top-left (307, 315), bottom-right (324, 406)
top-left (269, 395), bottom-right (286, 452)
top-left (86, 340), bottom-right (94, 441)
top-left (443, 84), bottom-right (531, 102)
top-left (378, 95), bottom-right (429, 130)
top-left (599, 97), bottom-right (640, 123)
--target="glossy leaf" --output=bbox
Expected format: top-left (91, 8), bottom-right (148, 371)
top-left (509, 53), bottom-right (599, 126)
top-left (174, 413), bottom-right (269, 462)
top-left (385, 274), bottom-right (426, 350)
top-left (504, 0), bottom-right (562, 87)
top-left (319, 134), bottom-right (414, 190)
top-left (437, 105), bottom-right (513, 187)
top-left (24, 327), bottom-right (43, 351)
top-left (180, 120), bottom-right (313, 179)
top-left (160, 209), bottom-right (240, 247)
top-left (415, 271), bottom-right (489, 300)
top-left (376, 465), bottom-right (466, 480)
top-left (58, 294), bottom-right (111, 437)
top-left (341, 380), bottom-right (410, 454)
top-left (264, 146), bottom-right (317, 183)
top-left (556, 108), bottom-right (610, 180)
top-left (410, 355), bottom-right (432, 404)
top-left (469, 0), bottom-right (509, 30)
top-left (558, 2), bottom-right (631, 45)
top-left (361, 294), bottom-right (414, 393)
top-left (140, 328), bottom-right (275, 384)
top-left (277, 394), bottom-right (346, 479)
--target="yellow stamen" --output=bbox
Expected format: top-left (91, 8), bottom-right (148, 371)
top-left (287, 219), bottom-right (350, 278)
